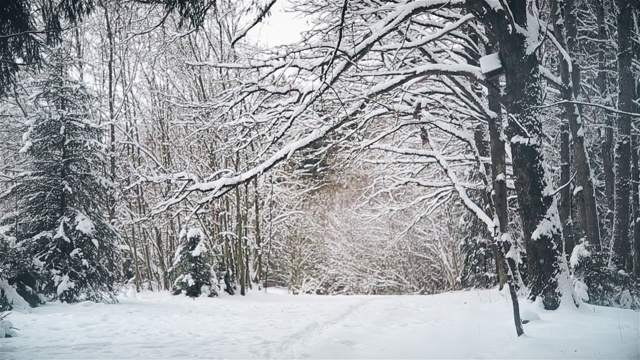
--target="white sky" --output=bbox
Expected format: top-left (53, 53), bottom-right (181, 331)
top-left (248, 0), bottom-right (309, 47)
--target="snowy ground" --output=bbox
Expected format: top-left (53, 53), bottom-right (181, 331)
top-left (1, 288), bottom-right (638, 359)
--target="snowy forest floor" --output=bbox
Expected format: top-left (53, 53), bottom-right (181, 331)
top-left (0, 288), bottom-right (638, 359)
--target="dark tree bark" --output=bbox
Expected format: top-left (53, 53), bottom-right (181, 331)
top-left (102, 4), bottom-right (117, 223)
top-left (559, 121), bottom-right (574, 255)
top-left (612, 0), bottom-right (634, 272)
top-left (632, 131), bottom-right (640, 277)
top-left (485, 40), bottom-right (523, 336)
top-left (224, 269), bottom-right (235, 295)
top-left (235, 183), bottom-right (246, 296)
top-left (474, 116), bottom-right (508, 292)
top-left (597, 0), bottom-right (615, 239)
top-left (551, 0), bottom-right (600, 252)
top-left (473, 0), bottom-right (563, 310)
top-left (473, 124), bottom-right (509, 291)
top-left (633, 67), bottom-right (640, 278)
top-left (253, 178), bottom-right (263, 285)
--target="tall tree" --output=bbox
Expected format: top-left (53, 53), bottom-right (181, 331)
top-left (0, 0), bottom-right (96, 96)
top-left (0, 0), bottom-right (38, 96)
top-left (471, 0), bottom-right (564, 310)
top-left (161, 0), bottom-right (572, 311)
top-left (596, 0), bottom-right (616, 242)
top-left (550, 0), bottom-right (600, 252)
top-left (612, 0), bottom-right (634, 272)
top-left (7, 46), bottom-right (120, 303)
top-left (0, 0), bottom-right (217, 96)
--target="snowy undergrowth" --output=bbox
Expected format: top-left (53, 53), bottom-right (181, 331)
top-left (0, 288), bottom-right (637, 359)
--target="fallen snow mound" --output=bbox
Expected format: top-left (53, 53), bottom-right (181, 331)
top-left (1, 289), bottom-right (638, 359)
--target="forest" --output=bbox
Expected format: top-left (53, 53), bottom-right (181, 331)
top-left (0, 0), bottom-right (639, 338)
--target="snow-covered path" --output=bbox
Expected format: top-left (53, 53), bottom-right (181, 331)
top-left (1, 288), bottom-right (638, 359)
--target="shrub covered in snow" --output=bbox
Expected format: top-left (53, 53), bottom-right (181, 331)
top-left (0, 279), bottom-right (36, 313)
top-left (0, 312), bottom-right (18, 338)
top-left (572, 247), bottom-right (640, 309)
top-left (0, 227), bottom-right (42, 309)
top-left (459, 236), bottom-right (498, 289)
top-left (170, 228), bottom-right (218, 298)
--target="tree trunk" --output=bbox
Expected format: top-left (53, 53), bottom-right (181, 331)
top-left (223, 196), bottom-right (234, 278)
top-left (485, 40), bottom-right (523, 336)
top-left (597, 0), bottom-right (615, 241)
top-left (254, 178), bottom-right (263, 285)
top-left (473, 124), bottom-right (507, 291)
top-left (551, 0), bottom-right (600, 252)
top-left (235, 155), bottom-right (246, 295)
top-left (103, 4), bottom-right (117, 223)
top-left (612, 0), bottom-right (633, 272)
top-left (559, 121), bottom-right (574, 255)
top-left (481, 0), bottom-right (563, 310)
top-left (633, 69), bottom-right (640, 278)
top-left (632, 132), bottom-right (640, 277)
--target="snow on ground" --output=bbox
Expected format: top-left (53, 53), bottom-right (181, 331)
top-left (1, 288), bottom-right (638, 359)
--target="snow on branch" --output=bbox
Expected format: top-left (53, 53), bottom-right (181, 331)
top-left (157, 0), bottom-right (481, 214)
top-left (231, 0), bottom-right (278, 47)
top-left (373, 13), bottom-right (475, 51)
top-left (360, 64), bottom-right (483, 84)
top-left (536, 100), bottom-right (640, 118)
top-left (153, 101), bottom-right (368, 214)
top-left (370, 144), bottom-right (494, 232)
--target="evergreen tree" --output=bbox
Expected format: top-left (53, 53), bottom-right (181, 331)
top-left (0, 228), bottom-right (42, 309)
top-left (0, 0), bottom-right (215, 96)
top-left (171, 228), bottom-right (217, 297)
top-left (6, 46), bottom-right (119, 303)
top-left (572, 246), bottom-right (640, 309)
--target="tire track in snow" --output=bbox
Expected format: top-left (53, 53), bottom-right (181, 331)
top-left (260, 298), bottom-right (372, 359)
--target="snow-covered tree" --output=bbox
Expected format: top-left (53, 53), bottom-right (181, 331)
top-left (0, 227), bottom-right (42, 310)
top-left (5, 46), bottom-right (120, 303)
top-left (171, 228), bottom-right (217, 298)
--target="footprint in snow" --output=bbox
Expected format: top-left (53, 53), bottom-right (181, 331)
top-left (334, 339), bottom-right (361, 349)
top-left (70, 341), bottom-right (112, 350)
